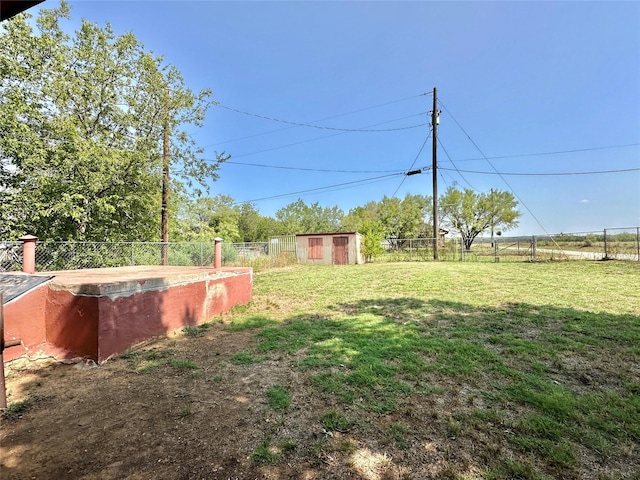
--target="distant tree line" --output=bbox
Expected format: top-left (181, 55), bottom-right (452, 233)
top-left (149, 189), bottom-right (521, 252)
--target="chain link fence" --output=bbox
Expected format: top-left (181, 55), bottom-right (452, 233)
top-left (462, 236), bottom-right (536, 262)
top-left (1, 227), bottom-right (638, 272)
top-left (462, 227), bottom-right (640, 262)
top-left (527, 227), bottom-right (640, 261)
top-left (30, 242), bottom-right (216, 271)
top-left (0, 242), bottom-right (22, 272)
top-left (0, 240), bottom-right (293, 272)
top-left (382, 237), bottom-right (464, 262)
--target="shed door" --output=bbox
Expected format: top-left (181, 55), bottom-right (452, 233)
top-left (332, 236), bottom-right (349, 265)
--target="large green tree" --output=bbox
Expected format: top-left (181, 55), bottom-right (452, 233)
top-left (0, 2), bottom-right (226, 241)
top-left (341, 202), bottom-right (380, 233)
top-left (275, 199), bottom-right (344, 235)
top-left (377, 194), bottom-right (432, 245)
top-left (439, 187), bottom-right (520, 251)
top-left (174, 195), bottom-right (241, 242)
top-left (343, 194), bottom-right (432, 242)
top-left (237, 202), bottom-right (271, 242)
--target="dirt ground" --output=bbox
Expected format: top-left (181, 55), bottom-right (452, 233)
top-left (2, 315), bottom-right (637, 480)
top-left (1, 319), bottom-right (523, 480)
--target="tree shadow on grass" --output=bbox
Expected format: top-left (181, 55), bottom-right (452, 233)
top-left (2, 297), bottom-right (639, 480)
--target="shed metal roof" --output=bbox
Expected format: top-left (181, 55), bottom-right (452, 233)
top-left (295, 232), bottom-right (359, 237)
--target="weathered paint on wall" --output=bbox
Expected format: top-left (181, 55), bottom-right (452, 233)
top-left (96, 271), bottom-right (252, 361)
top-left (46, 289), bottom-right (99, 359)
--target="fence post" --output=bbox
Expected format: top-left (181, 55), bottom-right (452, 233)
top-left (532, 235), bottom-right (536, 261)
top-left (214, 237), bottom-right (222, 269)
top-left (161, 242), bottom-right (168, 266)
top-left (19, 235), bottom-right (37, 274)
top-left (637, 227), bottom-right (640, 262)
top-left (603, 229), bottom-right (608, 259)
top-left (131, 242), bottom-right (135, 266)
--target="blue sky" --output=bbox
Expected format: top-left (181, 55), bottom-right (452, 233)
top-left (32, 1), bottom-right (640, 236)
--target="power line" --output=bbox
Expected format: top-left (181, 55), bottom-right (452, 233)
top-left (273, 175), bottom-right (402, 203)
top-left (2, 129), bottom-right (636, 163)
top-left (221, 113), bottom-right (427, 160)
top-left (242, 172), bottom-right (404, 203)
top-left (206, 93), bottom-right (429, 147)
top-left (223, 160), bottom-right (402, 174)
top-left (439, 166), bottom-right (640, 176)
top-left (437, 138), bottom-right (478, 191)
top-left (439, 171), bottom-right (452, 192)
top-left (390, 131), bottom-right (431, 198)
top-left (438, 98), bottom-right (560, 244)
top-left (450, 143), bottom-right (640, 163)
top-left (214, 104), bottom-right (429, 132)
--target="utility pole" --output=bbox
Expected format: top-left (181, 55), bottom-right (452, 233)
top-left (491, 188), bottom-right (498, 261)
top-left (161, 89), bottom-right (170, 266)
top-left (432, 87), bottom-right (439, 260)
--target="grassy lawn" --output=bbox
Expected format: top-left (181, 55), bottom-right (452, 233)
top-left (226, 261), bottom-right (640, 479)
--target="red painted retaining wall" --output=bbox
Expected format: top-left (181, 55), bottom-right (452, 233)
top-left (3, 266), bottom-right (253, 363)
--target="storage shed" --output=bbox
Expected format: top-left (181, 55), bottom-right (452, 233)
top-left (296, 232), bottom-right (364, 265)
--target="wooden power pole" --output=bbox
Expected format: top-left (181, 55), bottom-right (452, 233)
top-left (432, 87), bottom-right (439, 260)
top-left (161, 92), bottom-right (170, 266)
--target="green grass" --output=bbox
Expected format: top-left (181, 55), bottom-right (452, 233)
top-left (224, 315), bottom-right (278, 332)
top-left (1, 394), bottom-right (48, 420)
top-left (223, 261), bottom-right (640, 477)
top-left (169, 358), bottom-right (198, 369)
top-left (182, 325), bottom-right (206, 337)
top-left (121, 348), bottom-right (174, 373)
top-left (266, 385), bottom-right (291, 411)
top-left (387, 422), bottom-right (412, 449)
top-left (229, 351), bottom-right (262, 365)
top-left (135, 359), bottom-right (164, 373)
top-left (178, 404), bottom-right (193, 417)
top-left (320, 409), bottom-right (356, 433)
top-left (251, 436), bottom-right (281, 465)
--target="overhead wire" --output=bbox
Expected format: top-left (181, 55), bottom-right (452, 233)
top-left (2, 87), bottom-right (636, 218)
top-left (214, 104), bottom-right (429, 132)
top-left (273, 175), bottom-right (403, 202)
top-left (438, 98), bottom-right (568, 252)
top-left (439, 171), bottom-right (452, 192)
top-left (5, 125), bottom-right (632, 179)
top-left (206, 92), bottom-right (430, 147)
top-left (450, 143), bottom-right (640, 163)
top-left (437, 138), bottom-right (478, 191)
top-left (241, 172), bottom-right (405, 203)
top-left (390, 130), bottom-right (432, 198)
top-left (223, 112), bottom-right (427, 160)
top-left (222, 160), bottom-right (402, 174)
top-left (438, 166), bottom-right (640, 176)
top-left (3, 129), bottom-right (636, 163)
